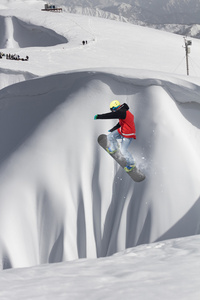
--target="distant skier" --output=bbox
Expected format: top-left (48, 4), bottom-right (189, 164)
top-left (94, 100), bottom-right (136, 172)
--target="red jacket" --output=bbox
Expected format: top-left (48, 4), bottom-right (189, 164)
top-left (118, 110), bottom-right (136, 139)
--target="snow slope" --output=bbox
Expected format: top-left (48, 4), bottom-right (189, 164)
top-left (1, 3), bottom-right (200, 89)
top-left (0, 0), bottom-right (200, 299)
top-left (51, 0), bottom-right (200, 38)
top-left (0, 235), bottom-right (199, 300)
top-left (52, 0), bottom-right (200, 24)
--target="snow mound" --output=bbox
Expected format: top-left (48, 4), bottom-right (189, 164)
top-left (0, 15), bottom-right (68, 49)
top-left (0, 69), bottom-right (200, 269)
top-left (0, 68), bottom-right (37, 90)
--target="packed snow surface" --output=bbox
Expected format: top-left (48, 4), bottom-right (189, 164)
top-left (0, 236), bottom-right (199, 300)
top-left (0, 0), bottom-right (200, 299)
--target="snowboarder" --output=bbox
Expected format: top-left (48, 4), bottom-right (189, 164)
top-left (94, 100), bottom-right (136, 172)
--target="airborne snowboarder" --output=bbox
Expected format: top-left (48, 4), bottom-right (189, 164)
top-left (94, 100), bottom-right (136, 172)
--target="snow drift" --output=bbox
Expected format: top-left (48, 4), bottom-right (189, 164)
top-left (0, 69), bottom-right (200, 269)
top-left (0, 15), bottom-right (68, 49)
top-left (0, 68), bottom-right (37, 90)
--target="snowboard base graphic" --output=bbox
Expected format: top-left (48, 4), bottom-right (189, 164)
top-left (98, 134), bottom-right (145, 182)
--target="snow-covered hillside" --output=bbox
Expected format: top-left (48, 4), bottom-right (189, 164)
top-left (51, 0), bottom-right (200, 38)
top-left (0, 0), bottom-right (200, 299)
top-left (1, 1), bottom-right (200, 90)
top-left (52, 0), bottom-right (200, 24)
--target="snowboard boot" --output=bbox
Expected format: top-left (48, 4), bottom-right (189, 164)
top-left (124, 164), bottom-right (136, 172)
top-left (106, 147), bottom-right (118, 154)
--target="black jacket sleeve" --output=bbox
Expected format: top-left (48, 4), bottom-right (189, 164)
top-left (96, 110), bottom-right (125, 120)
top-left (96, 103), bottom-right (129, 120)
top-left (109, 122), bottom-right (120, 132)
top-left (96, 103), bottom-right (129, 132)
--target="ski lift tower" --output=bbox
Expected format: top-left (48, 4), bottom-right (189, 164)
top-left (184, 37), bottom-right (192, 76)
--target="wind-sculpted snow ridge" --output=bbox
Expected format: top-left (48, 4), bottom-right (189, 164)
top-left (0, 15), bottom-right (68, 49)
top-left (0, 67), bottom-right (37, 90)
top-left (0, 69), bottom-right (200, 269)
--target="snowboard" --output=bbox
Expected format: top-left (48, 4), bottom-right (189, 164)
top-left (98, 134), bottom-right (145, 182)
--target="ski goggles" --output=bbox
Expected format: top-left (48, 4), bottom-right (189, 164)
top-left (110, 106), bottom-right (120, 112)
